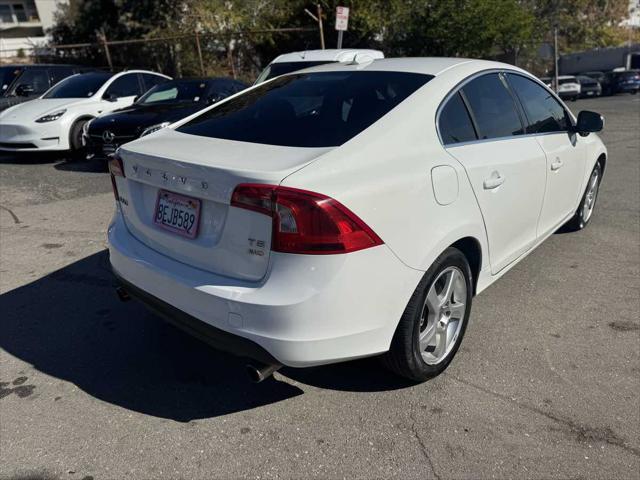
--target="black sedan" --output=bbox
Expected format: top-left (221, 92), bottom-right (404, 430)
top-left (84, 77), bottom-right (247, 158)
top-left (576, 75), bottom-right (602, 98)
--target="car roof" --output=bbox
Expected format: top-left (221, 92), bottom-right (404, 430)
top-left (558, 75), bottom-right (577, 79)
top-left (272, 49), bottom-right (384, 63)
top-left (285, 57), bottom-right (520, 77)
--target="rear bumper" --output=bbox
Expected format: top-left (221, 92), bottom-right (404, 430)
top-left (108, 212), bottom-right (422, 367)
top-left (113, 271), bottom-right (278, 364)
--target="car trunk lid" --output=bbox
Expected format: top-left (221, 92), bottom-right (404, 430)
top-left (114, 129), bottom-right (331, 281)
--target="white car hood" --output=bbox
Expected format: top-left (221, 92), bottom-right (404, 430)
top-left (0, 98), bottom-right (87, 121)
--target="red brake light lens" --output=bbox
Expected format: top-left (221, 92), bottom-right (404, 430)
top-left (231, 184), bottom-right (383, 255)
top-left (108, 152), bottom-right (125, 177)
top-left (109, 152), bottom-right (125, 201)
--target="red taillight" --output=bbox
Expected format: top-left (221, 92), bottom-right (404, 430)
top-left (109, 152), bottom-right (125, 201)
top-left (231, 184), bottom-right (383, 255)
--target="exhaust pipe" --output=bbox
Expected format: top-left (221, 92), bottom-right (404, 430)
top-left (246, 362), bottom-right (281, 383)
top-left (115, 286), bottom-right (130, 302)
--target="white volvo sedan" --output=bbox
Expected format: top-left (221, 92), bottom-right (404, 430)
top-left (108, 58), bottom-right (606, 382)
top-left (0, 70), bottom-right (169, 154)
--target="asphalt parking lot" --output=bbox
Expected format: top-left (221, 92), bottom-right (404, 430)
top-left (1, 94), bottom-right (638, 479)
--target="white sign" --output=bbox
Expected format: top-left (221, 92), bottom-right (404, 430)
top-left (335, 6), bottom-right (349, 31)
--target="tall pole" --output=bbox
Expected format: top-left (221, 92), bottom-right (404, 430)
top-left (553, 25), bottom-right (559, 93)
top-left (337, 30), bottom-right (343, 49)
top-left (317, 4), bottom-right (325, 50)
top-left (195, 31), bottom-right (205, 76)
top-left (99, 29), bottom-right (113, 72)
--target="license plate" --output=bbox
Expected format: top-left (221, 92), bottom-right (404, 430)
top-left (587, 91), bottom-right (594, 95)
top-left (153, 190), bottom-right (201, 239)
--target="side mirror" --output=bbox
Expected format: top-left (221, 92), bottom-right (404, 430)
top-left (15, 84), bottom-right (35, 97)
top-left (573, 110), bottom-right (604, 137)
top-left (104, 93), bottom-right (119, 102)
top-left (133, 95), bottom-right (140, 103)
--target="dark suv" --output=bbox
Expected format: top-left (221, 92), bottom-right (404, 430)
top-left (0, 64), bottom-right (94, 112)
top-left (601, 70), bottom-right (640, 96)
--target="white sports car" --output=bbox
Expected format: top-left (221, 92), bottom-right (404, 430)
top-left (0, 70), bottom-right (170, 153)
top-left (108, 58), bottom-right (606, 382)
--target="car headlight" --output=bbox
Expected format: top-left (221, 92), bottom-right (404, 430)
top-left (35, 109), bottom-right (66, 123)
top-left (140, 122), bottom-right (170, 137)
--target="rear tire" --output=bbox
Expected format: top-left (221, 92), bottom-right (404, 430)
top-left (382, 247), bottom-right (473, 382)
top-left (564, 161), bottom-right (602, 231)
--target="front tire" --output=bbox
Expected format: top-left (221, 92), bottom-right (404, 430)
top-left (564, 161), bottom-right (602, 231)
top-left (69, 119), bottom-right (89, 159)
top-left (382, 247), bottom-right (473, 382)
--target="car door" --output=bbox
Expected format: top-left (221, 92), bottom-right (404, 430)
top-left (103, 73), bottom-right (142, 109)
top-left (441, 72), bottom-right (547, 274)
top-left (506, 73), bottom-right (586, 237)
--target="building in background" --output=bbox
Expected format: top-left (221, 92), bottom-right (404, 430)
top-left (0, 0), bottom-right (64, 59)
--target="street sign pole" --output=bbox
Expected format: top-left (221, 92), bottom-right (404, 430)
top-left (335, 6), bottom-right (349, 49)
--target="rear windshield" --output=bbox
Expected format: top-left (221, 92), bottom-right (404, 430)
top-left (43, 72), bottom-right (113, 99)
top-left (559, 78), bottom-right (577, 85)
top-left (177, 71), bottom-right (432, 148)
top-left (255, 61), bottom-right (337, 83)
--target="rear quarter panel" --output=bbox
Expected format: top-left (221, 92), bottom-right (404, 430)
top-left (280, 70), bottom-right (489, 277)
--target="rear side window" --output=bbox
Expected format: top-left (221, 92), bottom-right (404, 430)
top-left (49, 67), bottom-right (75, 86)
top-left (462, 73), bottom-right (524, 140)
top-left (439, 92), bottom-right (477, 145)
top-left (507, 74), bottom-right (569, 133)
top-left (177, 71), bottom-right (432, 148)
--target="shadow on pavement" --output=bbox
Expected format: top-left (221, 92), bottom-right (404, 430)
top-left (54, 154), bottom-right (109, 173)
top-left (0, 250), bottom-right (416, 420)
top-left (0, 251), bottom-right (302, 421)
top-left (0, 151), bottom-right (63, 164)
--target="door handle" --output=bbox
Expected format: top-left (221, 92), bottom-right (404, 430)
top-left (483, 172), bottom-right (505, 190)
top-left (551, 158), bottom-right (563, 171)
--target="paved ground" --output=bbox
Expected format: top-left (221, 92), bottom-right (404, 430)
top-left (0, 95), bottom-right (638, 480)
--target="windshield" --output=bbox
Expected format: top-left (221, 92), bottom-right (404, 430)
top-left (0, 67), bottom-right (21, 96)
top-left (43, 72), bottom-right (113, 99)
top-left (255, 61), bottom-right (337, 84)
top-left (177, 71), bottom-right (432, 148)
top-left (138, 80), bottom-right (209, 105)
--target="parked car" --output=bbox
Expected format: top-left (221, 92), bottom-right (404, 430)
top-left (254, 48), bottom-right (384, 84)
top-left (601, 70), bottom-right (640, 95)
top-left (557, 75), bottom-right (581, 100)
top-left (0, 64), bottom-right (94, 112)
top-left (0, 70), bottom-right (170, 154)
top-left (85, 77), bottom-right (247, 159)
top-left (108, 58), bottom-right (606, 383)
top-left (581, 71), bottom-right (606, 84)
top-left (577, 75), bottom-right (602, 97)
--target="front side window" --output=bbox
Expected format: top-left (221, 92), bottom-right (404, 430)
top-left (461, 73), bottom-right (524, 140)
top-left (1, 66), bottom-right (22, 94)
top-left (507, 74), bottom-right (569, 133)
top-left (9, 68), bottom-right (49, 95)
top-left (439, 92), bottom-right (477, 145)
top-left (43, 72), bottom-right (113, 98)
top-left (104, 74), bottom-right (141, 98)
top-left (178, 71), bottom-right (432, 148)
